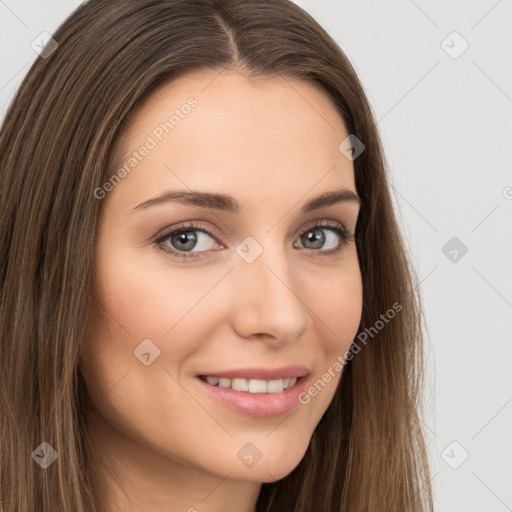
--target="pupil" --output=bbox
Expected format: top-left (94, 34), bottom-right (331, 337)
top-left (172, 231), bottom-right (197, 251)
top-left (304, 229), bottom-right (324, 249)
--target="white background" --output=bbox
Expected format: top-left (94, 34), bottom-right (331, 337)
top-left (1, 1), bottom-right (511, 510)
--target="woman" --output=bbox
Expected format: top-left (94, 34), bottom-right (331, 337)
top-left (0, 0), bottom-right (433, 510)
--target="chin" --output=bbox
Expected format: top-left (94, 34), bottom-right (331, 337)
top-left (227, 443), bottom-right (309, 483)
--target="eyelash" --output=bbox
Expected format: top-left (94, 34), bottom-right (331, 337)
top-left (154, 220), bottom-right (356, 261)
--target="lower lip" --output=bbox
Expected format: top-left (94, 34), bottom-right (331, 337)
top-left (196, 376), bottom-right (309, 418)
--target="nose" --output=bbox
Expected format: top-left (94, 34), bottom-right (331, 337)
top-left (229, 242), bottom-right (309, 346)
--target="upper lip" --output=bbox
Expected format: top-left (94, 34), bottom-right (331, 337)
top-left (197, 365), bottom-right (310, 380)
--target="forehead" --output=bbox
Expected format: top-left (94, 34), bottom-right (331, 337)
top-left (106, 69), bottom-right (356, 209)
top-left (129, 68), bottom-right (344, 130)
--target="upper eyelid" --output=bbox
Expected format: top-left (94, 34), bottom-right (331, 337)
top-left (154, 219), bottom-right (353, 248)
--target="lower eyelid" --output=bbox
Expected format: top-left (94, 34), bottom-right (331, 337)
top-left (155, 223), bottom-right (352, 258)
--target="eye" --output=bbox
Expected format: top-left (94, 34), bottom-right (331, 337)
top-left (294, 220), bottom-right (355, 258)
top-left (154, 222), bottom-right (222, 260)
top-left (154, 220), bottom-right (355, 261)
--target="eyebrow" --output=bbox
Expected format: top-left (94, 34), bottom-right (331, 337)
top-left (130, 187), bottom-right (361, 214)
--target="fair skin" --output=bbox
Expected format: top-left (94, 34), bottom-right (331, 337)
top-left (80, 68), bottom-right (363, 512)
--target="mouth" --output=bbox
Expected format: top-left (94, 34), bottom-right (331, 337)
top-left (195, 366), bottom-right (310, 418)
top-left (197, 375), bottom-right (301, 393)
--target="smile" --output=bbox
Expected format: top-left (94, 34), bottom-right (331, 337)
top-left (198, 375), bottom-right (298, 393)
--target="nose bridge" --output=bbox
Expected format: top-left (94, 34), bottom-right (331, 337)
top-left (230, 234), bottom-right (309, 341)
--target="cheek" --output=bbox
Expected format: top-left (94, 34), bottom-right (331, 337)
top-left (91, 247), bottom-right (230, 343)
top-left (81, 249), bottom-right (237, 420)
top-left (306, 261), bottom-right (363, 353)
top-left (296, 263), bottom-right (362, 412)
top-left (80, 256), bottom-right (233, 464)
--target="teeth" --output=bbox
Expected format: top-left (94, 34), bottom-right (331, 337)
top-left (249, 379), bottom-right (268, 393)
top-left (218, 378), bottom-right (231, 389)
top-left (206, 376), bottom-right (220, 386)
top-left (203, 376), bottom-right (297, 393)
top-left (231, 378), bottom-right (249, 392)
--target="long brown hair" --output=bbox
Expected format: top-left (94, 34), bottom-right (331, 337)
top-left (0, 0), bottom-right (433, 510)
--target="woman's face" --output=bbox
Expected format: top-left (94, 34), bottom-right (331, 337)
top-left (81, 69), bottom-right (362, 500)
